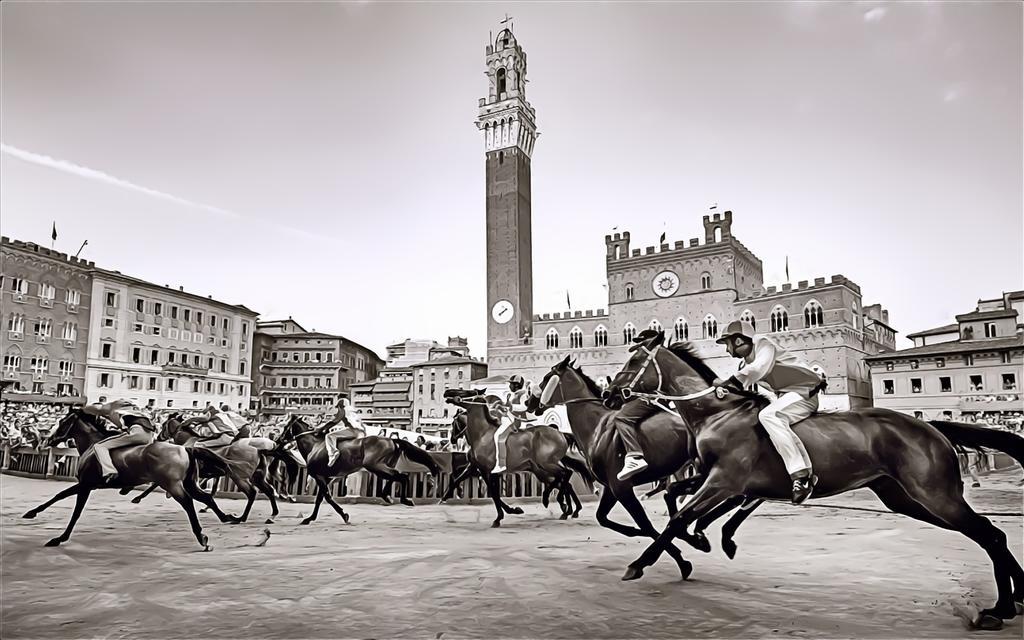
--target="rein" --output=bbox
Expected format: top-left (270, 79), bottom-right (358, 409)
top-left (620, 343), bottom-right (727, 405)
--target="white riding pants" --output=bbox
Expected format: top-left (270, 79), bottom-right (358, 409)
top-left (493, 417), bottom-right (514, 470)
top-left (94, 427), bottom-right (154, 476)
top-left (757, 391), bottom-right (817, 478)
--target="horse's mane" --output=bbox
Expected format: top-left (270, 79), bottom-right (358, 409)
top-left (665, 342), bottom-right (719, 384)
top-left (74, 410), bottom-right (121, 438)
top-left (572, 365), bottom-right (604, 398)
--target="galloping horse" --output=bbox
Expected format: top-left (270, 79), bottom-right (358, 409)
top-left (22, 409), bottom-right (234, 549)
top-left (441, 408), bottom-right (582, 517)
top-left (443, 389), bottom-right (593, 528)
top-left (130, 414), bottom-right (281, 524)
top-left (276, 416), bottom-right (441, 524)
top-left (528, 356), bottom-right (762, 571)
top-left (605, 331), bottom-right (1024, 630)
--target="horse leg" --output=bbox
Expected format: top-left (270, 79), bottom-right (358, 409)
top-left (623, 478), bottom-right (733, 581)
top-left (199, 481), bottom-right (218, 513)
top-left (184, 477), bottom-right (237, 523)
top-left (664, 475), bottom-right (705, 517)
top-left (616, 489), bottom-right (695, 580)
top-left (876, 476), bottom-right (1023, 628)
top-left (300, 486), bottom-right (326, 525)
top-left (486, 473), bottom-right (505, 528)
top-left (711, 497), bottom-right (764, 559)
top-left (23, 483), bottom-right (81, 519)
top-left (440, 464), bottom-right (474, 503)
top-left (311, 475), bottom-right (351, 523)
top-left (45, 487), bottom-right (92, 547)
top-left (252, 471), bottom-right (279, 524)
top-left (594, 488), bottom-right (645, 538)
top-left (130, 482), bottom-right (160, 504)
top-left (568, 477), bottom-right (584, 518)
top-left (168, 482), bottom-right (210, 550)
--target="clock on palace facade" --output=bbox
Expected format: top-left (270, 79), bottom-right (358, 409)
top-left (652, 270), bottom-right (680, 297)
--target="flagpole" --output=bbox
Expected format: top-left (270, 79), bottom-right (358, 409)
top-left (74, 240), bottom-right (88, 259)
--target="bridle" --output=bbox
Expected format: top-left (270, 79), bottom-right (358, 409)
top-left (617, 343), bottom-right (726, 406)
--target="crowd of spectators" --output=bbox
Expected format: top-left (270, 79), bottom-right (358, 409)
top-left (0, 401), bottom-right (68, 449)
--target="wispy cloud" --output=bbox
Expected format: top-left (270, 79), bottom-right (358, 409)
top-left (1, 143), bottom-right (333, 241)
top-left (863, 7), bottom-right (888, 23)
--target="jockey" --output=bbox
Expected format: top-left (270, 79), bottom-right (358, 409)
top-left (490, 374), bottom-right (534, 474)
top-left (713, 320), bottom-right (827, 504)
top-left (178, 405), bottom-right (239, 447)
top-left (316, 398), bottom-right (365, 465)
top-left (606, 329), bottom-right (665, 481)
top-left (82, 399), bottom-right (157, 484)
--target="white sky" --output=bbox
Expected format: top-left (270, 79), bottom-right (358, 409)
top-left (2, 2), bottom-right (1021, 357)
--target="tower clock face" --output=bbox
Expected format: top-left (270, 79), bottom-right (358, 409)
top-left (491, 300), bottom-right (514, 324)
top-left (652, 271), bottom-right (680, 298)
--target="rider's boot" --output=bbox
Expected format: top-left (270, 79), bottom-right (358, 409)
top-left (791, 471), bottom-right (816, 504)
top-left (617, 454), bottom-right (649, 481)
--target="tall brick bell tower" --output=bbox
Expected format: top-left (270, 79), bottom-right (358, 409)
top-left (477, 27), bottom-right (538, 354)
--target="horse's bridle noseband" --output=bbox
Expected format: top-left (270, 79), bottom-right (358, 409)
top-left (619, 342), bottom-right (725, 405)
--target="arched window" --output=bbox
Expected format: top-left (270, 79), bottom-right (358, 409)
top-left (569, 326), bottom-right (584, 349)
top-left (648, 319), bottom-right (662, 333)
top-left (739, 309), bottom-right (756, 331)
top-left (674, 317), bottom-right (689, 342)
top-left (702, 314), bottom-right (718, 340)
top-left (803, 300), bottom-right (824, 328)
top-left (594, 325), bottom-right (608, 347)
top-left (700, 273), bottom-right (712, 290)
top-left (496, 68), bottom-right (507, 95)
top-left (623, 322), bottom-right (636, 344)
top-left (6, 313), bottom-right (25, 335)
top-left (770, 305), bottom-right (789, 333)
top-left (2, 346), bottom-right (22, 374)
top-left (545, 328), bottom-right (559, 350)
top-left (625, 283), bottom-right (635, 301)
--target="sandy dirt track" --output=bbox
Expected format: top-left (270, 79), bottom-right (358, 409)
top-left (2, 471), bottom-right (1022, 639)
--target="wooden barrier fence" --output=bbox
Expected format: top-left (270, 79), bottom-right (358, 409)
top-left (1, 445), bottom-right (596, 505)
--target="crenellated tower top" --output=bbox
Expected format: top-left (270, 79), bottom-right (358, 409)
top-left (475, 28), bottom-right (538, 157)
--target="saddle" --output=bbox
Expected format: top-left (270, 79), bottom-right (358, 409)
top-left (184, 435), bottom-right (234, 456)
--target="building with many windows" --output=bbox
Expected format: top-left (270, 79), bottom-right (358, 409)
top-left (251, 318), bottom-right (383, 419)
top-left (865, 291), bottom-right (1024, 423)
top-left (84, 269), bottom-right (258, 410)
top-left (1, 237), bottom-right (94, 402)
top-left (478, 29), bottom-right (895, 411)
top-left (352, 337), bottom-right (485, 434)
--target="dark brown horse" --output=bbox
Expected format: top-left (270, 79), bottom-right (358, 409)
top-left (527, 356), bottom-right (762, 573)
top-left (605, 331), bottom-right (1024, 630)
top-left (22, 409), bottom-right (234, 549)
top-left (276, 416), bottom-right (441, 524)
top-left (130, 414), bottom-right (281, 524)
top-left (443, 409), bottom-right (583, 518)
top-left (443, 389), bottom-right (593, 528)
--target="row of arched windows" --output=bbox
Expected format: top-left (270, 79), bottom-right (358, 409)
top-left (540, 301), bottom-right (828, 350)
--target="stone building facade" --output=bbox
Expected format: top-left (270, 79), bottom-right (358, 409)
top-left (478, 31), bottom-right (895, 410)
top-left (410, 353), bottom-right (488, 438)
top-left (1, 237), bottom-right (94, 402)
top-left (251, 318), bottom-right (383, 419)
top-left (865, 291), bottom-right (1023, 422)
top-left (84, 270), bottom-right (258, 410)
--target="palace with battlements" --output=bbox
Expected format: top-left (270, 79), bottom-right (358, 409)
top-left (479, 28), bottom-right (895, 410)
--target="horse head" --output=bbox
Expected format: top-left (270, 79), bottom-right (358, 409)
top-left (47, 409), bottom-right (117, 449)
top-left (605, 330), bottom-right (719, 409)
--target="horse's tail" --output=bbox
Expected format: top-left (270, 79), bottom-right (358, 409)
top-left (928, 420), bottom-right (1024, 470)
top-left (561, 454), bottom-right (595, 492)
top-left (191, 446), bottom-right (231, 476)
top-left (393, 439), bottom-right (442, 476)
top-left (183, 448), bottom-right (212, 499)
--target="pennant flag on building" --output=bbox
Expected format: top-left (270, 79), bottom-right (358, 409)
top-left (51, 222), bottom-right (57, 242)
top-left (659, 231), bottom-right (666, 244)
top-left (785, 256), bottom-right (790, 282)
top-left (566, 290), bottom-right (572, 309)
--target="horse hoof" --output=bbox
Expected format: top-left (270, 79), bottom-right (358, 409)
top-left (677, 560), bottom-right (694, 581)
top-left (559, 513), bottom-right (569, 521)
top-left (44, 538), bottom-right (62, 547)
top-left (509, 507), bottom-right (524, 515)
top-left (131, 498), bottom-right (143, 505)
top-left (491, 520), bottom-right (501, 528)
top-left (973, 612), bottom-right (1004, 630)
top-left (22, 511), bottom-right (36, 519)
top-left (622, 566), bottom-right (644, 581)
top-left (723, 540), bottom-right (738, 560)
top-left (401, 500), bottom-right (414, 507)
top-left (572, 512), bottom-right (580, 519)
top-left (381, 498), bottom-right (393, 505)
top-left (692, 534), bottom-right (712, 554)
top-left (300, 519), bottom-right (312, 526)
top-left (342, 514), bottom-right (351, 524)
top-left (264, 518), bottom-right (275, 525)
